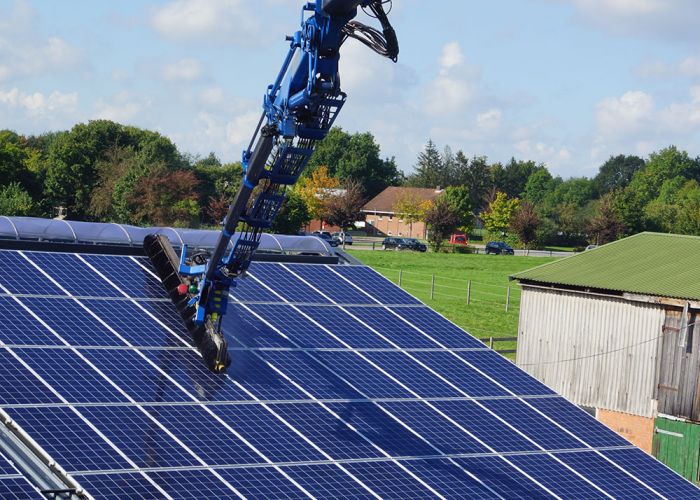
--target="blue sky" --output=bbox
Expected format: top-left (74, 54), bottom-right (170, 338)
top-left (1, 0), bottom-right (699, 178)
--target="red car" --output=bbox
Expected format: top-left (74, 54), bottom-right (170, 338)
top-left (449, 234), bottom-right (469, 245)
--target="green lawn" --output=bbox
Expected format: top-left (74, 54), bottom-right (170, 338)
top-left (347, 250), bottom-right (557, 355)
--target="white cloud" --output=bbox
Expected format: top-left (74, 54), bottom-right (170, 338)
top-left (0, 2), bottom-right (83, 82)
top-left (477, 109), bottom-right (502, 131)
top-left (595, 90), bottom-right (654, 137)
top-left (635, 56), bottom-right (700, 80)
top-left (162, 58), bottom-right (203, 82)
top-left (680, 57), bottom-right (700, 78)
top-left (151, 0), bottom-right (261, 45)
top-left (94, 91), bottom-right (147, 123)
top-left (226, 110), bottom-right (260, 146)
top-left (514, 139), bottom-right (572, 164)
top-left (0, 87), bottom-right (78, 116)
top-left (591, 87), bottom-right (700, 161)
top-left (425, 42), bottom-right (479, 116)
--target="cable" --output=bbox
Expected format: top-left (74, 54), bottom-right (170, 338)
top-left (341, 1), bottom-right (398, 61)
top-left (520, 319), bottom-right (700, 367)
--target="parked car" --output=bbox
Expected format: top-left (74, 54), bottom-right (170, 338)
top-left (585, 244), bottom-right (598, 251)
top-left (312, 230), bottom-right (339, 247)
top-left (401, 238), bottom-right (427, 252)
top-left (332, 232), bottom-right (353, 245)
top-left (485, 241), bottom-right (514, 255)
top-left (450, 233), bottom-right (469, 245)
top-left (382, 237), bottom-right (427, 252)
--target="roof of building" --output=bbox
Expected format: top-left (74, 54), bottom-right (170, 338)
top-left (511, 232), bottom-right (700, 301)
top-left (362, 186), bottom-right (443, 213)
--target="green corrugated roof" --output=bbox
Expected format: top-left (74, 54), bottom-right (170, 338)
top-left (511, 232), bottom-right (700, 301)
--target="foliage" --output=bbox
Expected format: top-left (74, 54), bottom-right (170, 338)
top-left (271, 189), bottom-right (311, 235)
top-left (392, 191), bottom-right (426, 238)
top-left (306, 127), bottom-right (400, 198)
top-left (510, 202), bottom-right (540, 248)
top-left (443, 185), bottom-right (473, 233)
top-left (127, 165), bottom-right (199, 227)
top-left (491, 158), bottom-right (541, 199)
top-left (588, 192), bottom-right (626, 244)
top-left (482, 192), bottom-right (520, 235)
top-left (423, 196), bottom-right (460, 252)
top-left (593, 154), bottom-right (645, 195)
top-left (295, 166), bottom-right (339, 221)
top-left (0, 182), bottom-right (34, 216)
top-left (322, 179), bottom-right (366, 229)
top-left (523, 168), bottom-right (557, 205)
top-left (405, 139), bottom-right (447, 188)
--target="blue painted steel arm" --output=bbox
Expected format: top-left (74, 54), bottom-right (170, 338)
top-left (179, 0), bottom-right (397, 328)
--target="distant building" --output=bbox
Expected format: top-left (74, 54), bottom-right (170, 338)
top-left (362, 186), bottom-right (443, 238)
top-left (511, 232), bottom-right (700, 483)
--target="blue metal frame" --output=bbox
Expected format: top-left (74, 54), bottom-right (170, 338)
top-left (179, 0), bottom-right (391, 327)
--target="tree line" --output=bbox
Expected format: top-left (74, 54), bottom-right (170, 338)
top-left (0, 121), bottom-right (398, 231)
top-left (2, 119), bottom-right (699, 249)
top-left (402, 139), bottom-right (700, 250)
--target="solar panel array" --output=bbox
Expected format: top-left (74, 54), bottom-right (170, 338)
top-left (0, 248), bottom-right (697, 499)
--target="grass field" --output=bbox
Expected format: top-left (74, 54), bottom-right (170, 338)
top-left (347, 250), bottom-right (557, 355)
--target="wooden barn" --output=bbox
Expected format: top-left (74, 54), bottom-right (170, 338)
top-left (511, 232), bottom-right (700, 482)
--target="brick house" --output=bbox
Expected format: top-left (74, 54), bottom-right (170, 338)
top-left (362, 186), bottom-right (443, 238)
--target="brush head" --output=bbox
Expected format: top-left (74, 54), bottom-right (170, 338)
top-left (143, 234), bottom-right (231, 373)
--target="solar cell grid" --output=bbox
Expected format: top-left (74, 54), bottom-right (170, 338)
top-left (5, 406), bottom-right (133, 472)
top-left (329, 265), bottom-right (421, 305)
top-left (243, 304), bottom-right (347, 348)
top-left (24, 252), bottom-right (121, 298)
top-left (506, 453), bottom-right (610, 499)
top-left (0, 250), bottom-right (696, 498)
top-left (557, 451), bottom-right (661, 498)
top-left (81, 299), bottom-right (189, 347)
top-left (14, 348), bottom-right (128, 404)
top-left (80, 254), bottom-right (167, 299)
top-left (0, 251), bottom-right (64, 296)
top-left (298, 306), bottom-right (396, 348)
top-left (0, 349), bottom-right (62, 405)
top-left (389, 306), bottom-right (487, 348)
top-left (0, 451), bottom-right (19, 476)
top-left (20, 298), bottom-right (132, 347)
top-left (0, 297), bottom-right (63, 346)
top-left (0, 476), bottom-right (43, 499)
top-left (248, 264), bottom-right (331, 304)
top-left (73, 472), bottom-right (166, 500)
top-left (284, 264), bottom-right (374, 304)
top-left (77, 405), bottom-right (201, 469)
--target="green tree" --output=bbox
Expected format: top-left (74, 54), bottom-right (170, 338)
top-left (491, 158), bottom-right (540, 198)
top-left (463, 155), bottom-right (493, 212)
top-left (306, 127), bottom-right (399, 198)
top-left (443, 185), bottom-right (473, 233)
top-left (523, 168), bottom-right (557, 205)
top-left (424, 196), bottom-right (460, 252)
top-left (0, 182), bottom-right (33, 216)
top-left (406, 139), bottom-right (445, 188)
top-left (0, 130), bottom-right (31, 187)
top-left (271, 190), bottom-right (311, 235)
top-left (593, 154), bottom-right (645, 195)
top-left (482, 192), bottom-right (520, 235)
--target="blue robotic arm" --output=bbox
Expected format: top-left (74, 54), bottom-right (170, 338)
top-left (144, 0), bottom-right (398, 372)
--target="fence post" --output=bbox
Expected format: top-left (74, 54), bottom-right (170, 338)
top-left (467, 280), bottom-right (471, 305)
top-left (489, 337), bottom-right (494, 349)
top-left (505, 286), bottom-right (511, 312)
top-left (398, 269), bottom-right (403, 288)
top-left (372, 241), bottom-right (375, 250)
top-left (431, 274), bottom-right (435, 300)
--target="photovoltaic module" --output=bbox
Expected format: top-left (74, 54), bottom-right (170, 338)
top-left (0, 249), bottom-right (697, 498)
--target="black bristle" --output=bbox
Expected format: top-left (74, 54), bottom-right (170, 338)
top-left (143, 235), bottom-right (231, 373)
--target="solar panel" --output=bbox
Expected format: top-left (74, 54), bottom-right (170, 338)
top-left (0, 248), bottom-right (697, 498)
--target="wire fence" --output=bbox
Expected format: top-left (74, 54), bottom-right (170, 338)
top-left (373, 266), bottom-right (520, 312)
